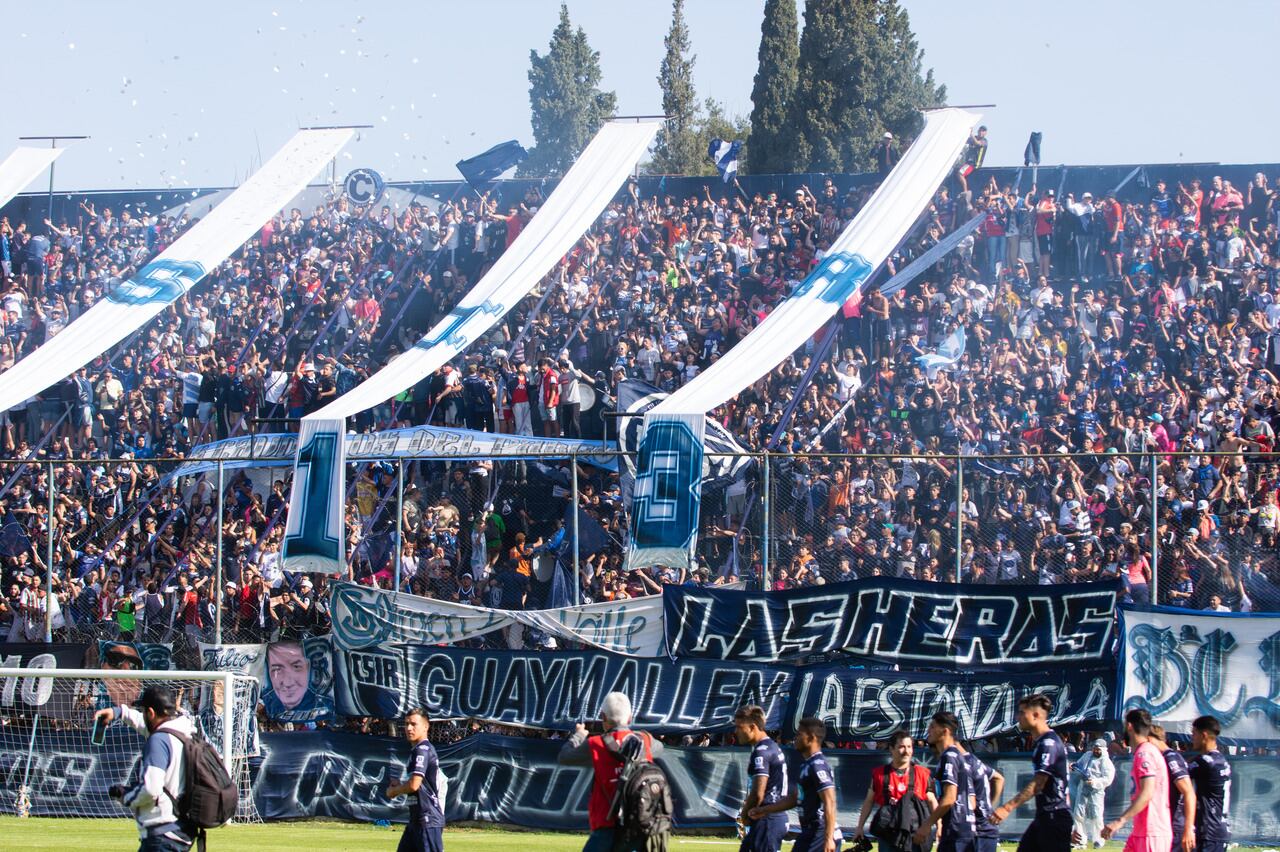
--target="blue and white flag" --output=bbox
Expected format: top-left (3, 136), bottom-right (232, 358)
top-left (707, 138), bottom-right (741, 184)
top-left (917, 324), bottom-right (967, 379)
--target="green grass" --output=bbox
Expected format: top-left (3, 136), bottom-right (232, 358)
top-left (0, 817), bottom-right (1127, 850)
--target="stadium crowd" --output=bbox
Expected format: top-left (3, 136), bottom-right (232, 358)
top-left (1, 145), bottom-right (1280, 650)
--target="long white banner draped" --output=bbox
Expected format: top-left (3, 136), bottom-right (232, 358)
top-left (0, 146), bottom-right (62, 210)
top-left (626, 108), bottom-right (979, 570)
top-left (0, 129), bottom-right (352, 414)
top-left (284, 119), bottom-right (661, 574)
top-left (328, 582), bottom-right (667, 657)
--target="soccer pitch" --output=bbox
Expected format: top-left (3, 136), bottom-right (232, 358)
top-left (0, 817), bottom-right (1126, 850)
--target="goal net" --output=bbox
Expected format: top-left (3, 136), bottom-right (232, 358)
top-left (0, 667), bottom-right (260, 821)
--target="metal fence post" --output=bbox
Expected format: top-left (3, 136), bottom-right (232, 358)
top-left (394, 459), bottom-right (405, 597)
top-left (214, 460), bottom-right (224, 643)
top-left (761, 452), bottom-right (771, 590)
top-left (955, 456), bottom-right (964, 581)
top-left (44, 460), bottom-right (55, 642)
top-left (571, 451), bottom-right (580, 607)
top-left (1150, 452), bottom-right (1159, 605)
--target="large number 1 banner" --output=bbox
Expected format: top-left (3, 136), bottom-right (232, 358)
top-left (1120, 606), bottom-right (1280, 741)
top-left (282, 418), bottom-right (346, 574)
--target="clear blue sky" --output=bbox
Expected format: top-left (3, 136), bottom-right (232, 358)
top-left (11, 0), bottom-right (1279, 191)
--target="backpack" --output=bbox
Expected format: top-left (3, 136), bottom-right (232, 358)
top-left (871, 762), bottom-right (933, 851)
top-left (603, 732), bottom-right (674, 849)
top-left (162, 728), bottom-right (238, 842)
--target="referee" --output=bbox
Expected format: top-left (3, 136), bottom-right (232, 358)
top-left (385, 708), bottom-right (447, 852)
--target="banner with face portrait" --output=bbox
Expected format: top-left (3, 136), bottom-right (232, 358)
top-left (199, 637), bottom-right (334, 723)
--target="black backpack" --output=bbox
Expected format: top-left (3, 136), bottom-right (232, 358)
top-left (162, 728), bottom-right (238, 841)
top-left (603, 732), bottom-right (674, 848)
top-left (871, 762), bottom-right (933, 851)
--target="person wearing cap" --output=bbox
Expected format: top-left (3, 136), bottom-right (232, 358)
top-left (94, 685), bottom-right (198, 850)
top-left (875, 131), bottom-right (900, 175)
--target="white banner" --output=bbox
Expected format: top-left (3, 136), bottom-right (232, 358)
top-left (0, 146), bottom-right (62, 209)
top-left (285, 119), bottom-right (660, 574)
top-left (307, 119), bottom-right (661, 422)
top-left (283, 418), bottom-right (346, 574)
top-left (1120, 606), bottom-right (1280, 742)
top-left (0, 128), bottom-right (352, 414)
top-left (175, 427), bottom-right (617, 477)
top-left (329, 582), bottom-right (666, 657)
top-left (626, 108), bottom-right (977, 571)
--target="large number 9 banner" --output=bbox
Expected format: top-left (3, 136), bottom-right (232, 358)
top-left (284, 418), bottom-right (347, 574)
top-left (627, 413), bottom-right (705, 571)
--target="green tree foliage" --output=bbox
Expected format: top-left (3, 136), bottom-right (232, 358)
top-left (747, 0), bottom-right (799, 174)
top-left (786, 0), bottom-right (945, 172)
top-left (649, 0), bottom-right (705, 175)
top-left (521, 4), bottom-right (618, 178)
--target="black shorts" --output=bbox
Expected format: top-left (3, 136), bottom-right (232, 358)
top-left (1197, 842), bottom-right (1228, 852)
top-left (397, 824), bottom-right (443, 852)
top-left (1017, 809), bottom-right (1072, 852)
top-left (937, 835), bottom-right (976, 852)
top-left (1037, 234), bottom-right (1052, 254)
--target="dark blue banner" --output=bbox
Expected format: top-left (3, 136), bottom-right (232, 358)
top-left (785, 666), bottom-right (1113, 741)
top-left (333, 645), bottom-right (792, 733)
top-left (6, 730), bottom-right (1280, 843)
top-left (663, 577), bottom-right (1121, 665)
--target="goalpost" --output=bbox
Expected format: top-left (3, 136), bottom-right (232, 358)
top-left (0, 667), bottom-right (259, 821)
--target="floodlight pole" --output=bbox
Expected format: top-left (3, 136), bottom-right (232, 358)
top-left (18, 134), bottom-right (90, 224)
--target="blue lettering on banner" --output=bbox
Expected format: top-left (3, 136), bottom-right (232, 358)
top-left (1122, 608), bottom-right (1280, 741)
top-left (416, 300), bottom-right (505, 351)
top-left (106, 259), bottom-right (207, 306)
top-left (631, 419), bottom-right (703, 551)
top-left (284, 429), bottom-right (341, 569)
top-left (790, 250), bottom-right (874, 305)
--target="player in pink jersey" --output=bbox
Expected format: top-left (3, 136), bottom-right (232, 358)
top-left (1102, 709), bottom-right (1172, 851)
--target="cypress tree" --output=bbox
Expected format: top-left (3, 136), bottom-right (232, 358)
top-left (521, 4), bottom-right (618, 178)
top-left (649, 0), bottom-right (704, 175)
top-left (787, 0), bottom-right (945, 173)
top-left (747, 0), bottom-right (799, 174)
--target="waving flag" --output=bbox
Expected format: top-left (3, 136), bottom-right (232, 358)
top-left (707, 138), bottom-right (741, 184)
top-left (456, 140), bottom-right (528, 192)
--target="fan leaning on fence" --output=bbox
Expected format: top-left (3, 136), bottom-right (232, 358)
top-left (94, 684), bottom-right (238, 852)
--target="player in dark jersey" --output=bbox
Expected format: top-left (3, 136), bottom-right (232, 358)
top-left (916, 711), bottom-right (975, 852)
top-left (964, 749), bottom-right (1004, 852)
top-left (1189, 715), bottom-right (1231, 852)
top-left (386, 708), bottom-right (447, 852)
top-left (748, 717), bottom-right (842, 852)
top-left (1151, 725), bottom-right (1197, 852)
top-left (990, 693), bottom-right (1072, 852)
top-left (735, 704), bottom-right (788, 852)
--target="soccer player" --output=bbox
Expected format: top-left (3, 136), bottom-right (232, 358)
top-left (915, 711), bottom-right (975, 852)
top-left (1188, 715), bottom-right (1232, 852)
top-left (1150, 725), bottom-right (1197, 852)
top-left (734, 704), bottom-right (788, 852)
top-left (990, 693), bottom-right (1072, 852)
top-left (1101, 708), bottom-right (1171, 851)
top-left (965, 748), bottom-right (1004, 852)
top-left (385, 708), bottom-right (446, 852)
top-left (748, 717), bottom-right (841, 852)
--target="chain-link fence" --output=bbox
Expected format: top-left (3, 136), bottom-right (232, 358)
top-left (4, 449), bottom-right (1277, 657)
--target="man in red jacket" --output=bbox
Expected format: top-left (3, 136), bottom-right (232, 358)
top-left (557, 691), bottom-right (664, 852)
